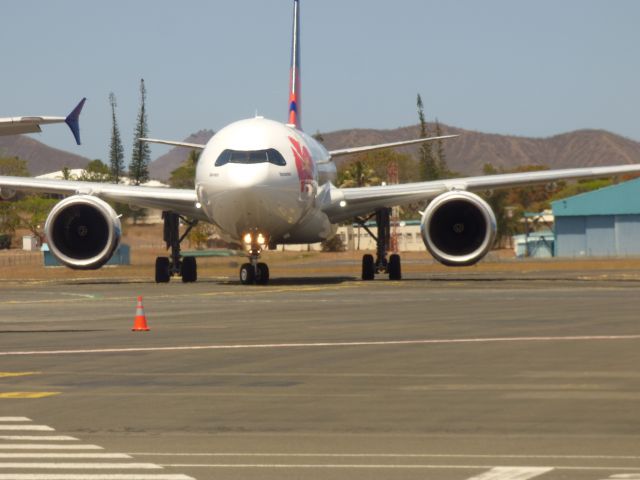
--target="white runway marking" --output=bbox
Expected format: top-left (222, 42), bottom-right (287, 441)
top-left (0, 445), bottom-right (102, 450)
top-left (133, 452), bottom-right (640, 460)
top-left (0, 464), bottom-right (160, 470)
top-left (1, 334), bottom-right (639, 357)
top-left (161, 462), bottom-right (640, 472)
top-left (466, 466), bottom-right (554, 479)
top-left (0, 428), bottom-right (53, 433)
top-left (162, 462), bottom-right (507, 469)
top-left (0, 438), bottom-right (77, 442)
top-left (0, 454), bottom-right (131, 459)
top-left (0, 476), bottom-right (194, 480)
top-left (0, 418), bottom-right (196, 480)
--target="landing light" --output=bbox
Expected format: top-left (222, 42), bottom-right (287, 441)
top-left (339, 200), bottom-right (347, 208)
top-left (257, 233), bottom-right (266, 245)
top-left (243, 233), bottom-right (252, 244)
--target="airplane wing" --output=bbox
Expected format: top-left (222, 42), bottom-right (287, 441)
top-left (320, 164), bottom-right (640, 222)
top-left (328, 134), bottom-right (458, 158)
top-left (139, 138), bottom-right (206, 150)
top-left (0, 176), bottom-right (206, 221)
top-left (0, 98), bottom-right (86, 145)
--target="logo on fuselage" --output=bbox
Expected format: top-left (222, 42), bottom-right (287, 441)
top-left (288, 136), bottom-right (315, 193)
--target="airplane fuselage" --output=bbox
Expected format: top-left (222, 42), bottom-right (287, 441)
top-left (195, 117), bottom-right (337, 245)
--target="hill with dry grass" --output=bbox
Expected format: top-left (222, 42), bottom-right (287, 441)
top-left (146, 124), bottom-right (640, 181)
top-left (0, 135), bottom-right (89, 176)
top-left (320, 124), bottom-right (640, 175)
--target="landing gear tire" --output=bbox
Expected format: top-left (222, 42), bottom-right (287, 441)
top-left (155, 257), bottom-right (170, 283)
top-left (362, 254), bottom-right (375, 281)
top-left (256, 262), bottom-right (270, 285)
top-left (388, 253), bottom-right (402, 280)
top-left (240, 263), bottom-right (255, 285)
top-left (181, 257), bottom-right (197, 283)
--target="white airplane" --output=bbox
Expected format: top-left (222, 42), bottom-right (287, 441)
top-left (1, 1), bottom-right (640, 285)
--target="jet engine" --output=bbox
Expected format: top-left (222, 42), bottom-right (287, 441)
top-left (420, 190), bottom-right (496, 266)
top-left (44, 195), bottom-right (121, 270)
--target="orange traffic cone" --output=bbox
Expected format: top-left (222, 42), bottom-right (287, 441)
top-left (132, 296), bottom-right (150, 332)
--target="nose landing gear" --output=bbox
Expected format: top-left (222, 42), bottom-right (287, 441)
top-left (239, 231), bottom-right (270, 285)
top-left (239, 259), bottom-right (270, 285)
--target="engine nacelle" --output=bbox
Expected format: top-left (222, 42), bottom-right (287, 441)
top-left (44, 195), bottom-right (121, 270)
top-left (420, 190), bottom-right (496, 266)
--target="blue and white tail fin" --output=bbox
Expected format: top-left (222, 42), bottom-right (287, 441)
top-left (287, 0), bottom-right (302, 130)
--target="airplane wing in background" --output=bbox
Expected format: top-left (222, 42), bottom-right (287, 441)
top-left (0, 176), bottom-right (205, 221)
top-left (139, 138), bottom-right (206, 150)
top-left (139, 134), bottom-right (457, 159)
top-left (327, 134), bottom-right (458, 158)
top-left (321, 164), bottom-right (640, 222)
top-left (0, 98), bottom-right (86, 145)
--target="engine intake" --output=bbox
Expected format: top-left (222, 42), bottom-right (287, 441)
top-left (44, 195), bottom-right (121, 270)
top-left (421, 190), bottom-right (496, 266)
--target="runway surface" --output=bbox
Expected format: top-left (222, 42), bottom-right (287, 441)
top-left (0, 271), bottom-right (639, 479)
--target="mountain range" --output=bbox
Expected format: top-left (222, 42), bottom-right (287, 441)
top-left (1, 124), bottom-right (639, 181)
top-left (0, 135), bottom-right (91, 176)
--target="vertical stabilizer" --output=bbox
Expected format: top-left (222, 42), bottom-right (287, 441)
top-left (287, 0), bottom-right (302, 130)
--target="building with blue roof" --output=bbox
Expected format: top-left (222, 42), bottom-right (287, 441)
top-left (551, 178), bottom-right (640, 257)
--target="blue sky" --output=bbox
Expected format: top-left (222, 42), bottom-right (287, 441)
top-left (2, 0), bottom-right (639, 162)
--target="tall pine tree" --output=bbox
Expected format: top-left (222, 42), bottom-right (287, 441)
top-left (108, 93), bottom-right (125, 184)
top-left (129, 79), bottom-right (151, 185)
top-left (417, 93), bottom-right (438, 181)
top-left (434, 118), bottom-right (448, 177)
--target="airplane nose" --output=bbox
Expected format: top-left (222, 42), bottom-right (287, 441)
top-left (227, 163), bottom-right (270, 188)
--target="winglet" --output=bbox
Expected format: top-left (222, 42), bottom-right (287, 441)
top-left (65, 98), bottom-right (86, 145)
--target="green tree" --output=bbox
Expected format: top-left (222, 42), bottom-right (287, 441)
top-left (344, 150), bottom-right (418, 184)
top-left (108, 93), bottom-right (125, 183)
top-left (79, 159), bottom-right (111, 182)
top-left (417, 93), bottom-right (439, 181)
top-left (481, 163), bottom-right (518, 247)
top-left (0, 157), bottom-right (29, 177)
top-left (321, 234), bottom-right (346, 252)
top-left (15, 196), bottom-right (58, 239)
top-left (169, 150), bottom-right (200, 188)
top-left (338, 158), bottom-right (382, 188)
top-left (551, 178), bottom-right (613, 200)
top-left (312, 130), bottom-right (325, 142)
top-left (506, 165), bottom-right (552, 212)
top-left (129, 78), bottom-right (151, 185)
top-left (434, 118), bottom-right (449, 177)
top-left (0, 202), bottom-right (19, 235)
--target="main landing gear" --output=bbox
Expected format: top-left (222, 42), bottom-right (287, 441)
top-left (155, 211), bottom-right (198, 283)
top-left (239, 231), bottom-right (270, 285)
top-left (358, 208), bottom-right (402, 281)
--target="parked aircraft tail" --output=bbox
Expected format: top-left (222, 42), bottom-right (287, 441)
top-left (287, 0), bottom-right (302, 129)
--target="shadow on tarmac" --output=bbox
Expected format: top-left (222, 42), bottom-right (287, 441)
top-left (221, 276), bottom-right (357, 286)
top-left (58, 276), bottom-right (357, 287)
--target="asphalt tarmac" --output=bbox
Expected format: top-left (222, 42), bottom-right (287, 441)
top-left (0, 271), bottom-right (640, 480)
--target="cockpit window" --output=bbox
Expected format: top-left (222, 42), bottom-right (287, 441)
top-left (215, 149), bottom-right (286, 167)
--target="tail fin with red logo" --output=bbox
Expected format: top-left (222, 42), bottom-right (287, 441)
top-left (287, 0), bottom-right (302, 130)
